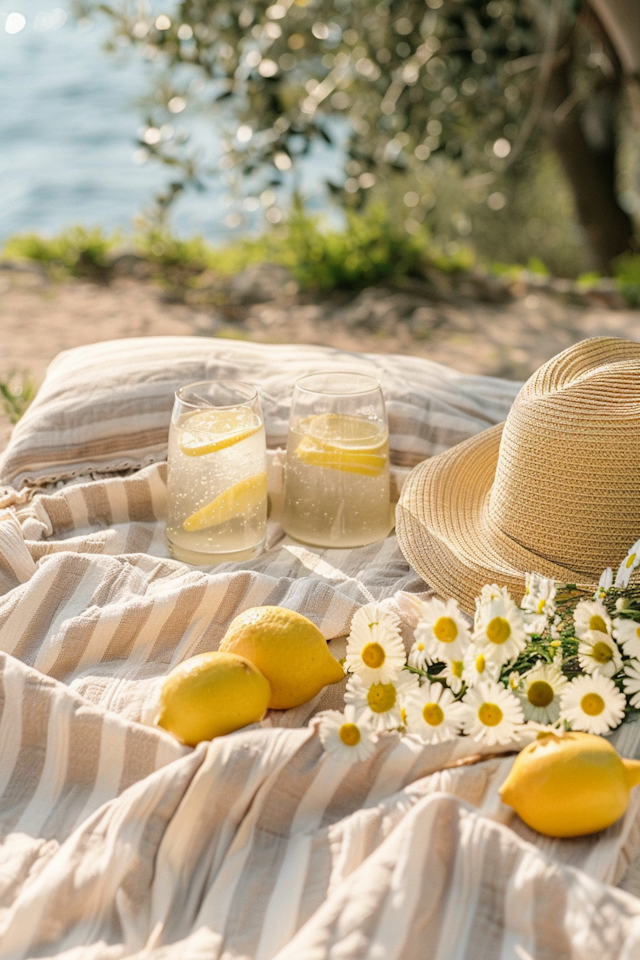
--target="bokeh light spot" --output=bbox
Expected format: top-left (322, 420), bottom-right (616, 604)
top-left (5, 12), bottom-right (26, 34)
top-left (493, 137), bottom-right (512, 158)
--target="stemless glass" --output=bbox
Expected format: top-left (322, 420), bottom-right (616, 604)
top-left (282, 372), bottom-right (392, 548)
top-left (166, 380), bottom-right (267, 565)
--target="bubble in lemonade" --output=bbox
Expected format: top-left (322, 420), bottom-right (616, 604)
top-left (282, 412), bottom-right (391, 548)
top-left (166, 403), bottom-right (267, 564)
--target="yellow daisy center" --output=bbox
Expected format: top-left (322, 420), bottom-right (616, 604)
top-left (422, 702), bottom-right (444, 726)
top-left (339, 723), bottom-right (361, 746)
top-left (527, 680), bottom-right (554, 708)
top-left (581, 693), bottom-right (605, 716)
top-left (589, 615), bottom-right (607, 633)
top-left (367, 682), bottom-right (397, 713)
top-left (626, 553), bottom-right (637, 569)
top-left (475, 653), bottom-right (486, 673)
top-left (417, 642), bottom-right (425, 651)
top-left (537, 598), bottom-right (546, 614)
top-left (433, 616), bottom-right (458, 644)
top-left (478, 703), bottom-right (503, 727)
top-left (486, 617), bottom-right (511, 644)
top-left (361, 642), bottom-right (386, 669)
top-left (452, 660), bottom-right (463, 678)
top-left (636, 626), bottom-right (640, 640)
top-left (591, 641), bottom-right (613, 664)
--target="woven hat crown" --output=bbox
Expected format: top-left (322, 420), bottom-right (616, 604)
top-left (396, 338), bottom-right (640, 613)
top-left (489, 338), bottom-right (640, 575)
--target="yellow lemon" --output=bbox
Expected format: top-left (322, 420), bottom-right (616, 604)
top-left (499, 731), bottom-right (640, 837)
top-left (219, 606), bottom-right (344, 709)
top-left (295, 413), bottom-right (388, 477)
top-left (179, 407), bottom-right (262, 457)
top-left (183, 472), bottom-right (267, 532)
top-left (155, 651), bottom-right (271, 746)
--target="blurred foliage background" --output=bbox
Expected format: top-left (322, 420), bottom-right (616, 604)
top-left (67, 0), bottom-right (640, 278)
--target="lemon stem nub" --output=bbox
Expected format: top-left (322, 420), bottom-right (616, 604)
top-left (623, 758), bottom-right (640, 788)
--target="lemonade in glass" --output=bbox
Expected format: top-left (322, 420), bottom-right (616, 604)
top-left (166, 381), bottom-right (267, 564)
top-left (282, 372), bottom-right (392, 548)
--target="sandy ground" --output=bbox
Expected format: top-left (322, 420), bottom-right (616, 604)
top-left (1, 261), bottom-right (640, 449)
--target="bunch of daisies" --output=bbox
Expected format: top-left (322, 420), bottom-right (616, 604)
top-left (318, 539), bottom-right (640, 765)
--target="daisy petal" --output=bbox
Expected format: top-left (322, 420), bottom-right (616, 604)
top-left (560, 674), bottom-right (625, 735)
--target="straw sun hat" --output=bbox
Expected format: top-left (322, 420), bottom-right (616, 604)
top-left (396, 337), bottom-right (640, 614)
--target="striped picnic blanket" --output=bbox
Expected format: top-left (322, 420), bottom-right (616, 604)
top-left (0, 338), bottom-right (639, 958)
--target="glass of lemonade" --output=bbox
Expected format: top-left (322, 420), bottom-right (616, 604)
top-left (282, 372), bottom-right (392, 548)
top-left (166, 380), bottom-right (267, 565)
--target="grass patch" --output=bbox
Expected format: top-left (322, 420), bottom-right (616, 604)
top-left (1, 204), bottom-right (446, 294)
top-left (2, 202), bottom-right (635, 301)
top-left (3, 226), bottom-right (117, 280)
top-left (271, 203), bottom-right (429, 290)
top-left (0, 374), bottom-right (36, 424)
top-left (138, 203), bottom-right (432, 291)
top-left (612, 254), bottom-right (640, 306)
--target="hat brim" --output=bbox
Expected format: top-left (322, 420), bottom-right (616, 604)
top-left (396, 423), bottom-right (595, 614)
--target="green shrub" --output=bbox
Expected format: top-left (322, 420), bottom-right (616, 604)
top-left (134, 229), bottom-right (214, 272)
top-left (136, 203), bottom-right (431, 291)
top-left (3, 226), bottom-right (116, 278)
top-left (0, 374), bottom-right (36, 424)
top-left (526, 257), bottom-right (549, 276)
top-left (576, 271), bottom-right (602, 289)
top-left (489, 262), bottom-right (525, 280)
top-left (613, 254), bottom-right (640, 306)
top-left (275, 203), bottom-right (428, 290)
top-left (427, 245), bottom-right (475, 275)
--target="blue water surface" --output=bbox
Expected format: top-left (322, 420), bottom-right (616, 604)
top-left (0, 2), bottom-right (340, 242)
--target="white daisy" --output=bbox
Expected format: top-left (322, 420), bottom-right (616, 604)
top-left (518, 661), bottom-right (567, 724)
top-left (408, 636), bottom-right (432, 671)
top-left (472, 592), bottom-right (527, 668)
top-left (622, 660), bottom-right (640, 710)
top-left (463, 643), bottom-right (500, 688)
top-left (508, 670), bottom-right (521, 691)
top-left (549, 615), bottom-right (563, 641)
top-left (439, 658), bottom-right (465, 694)
top-left (560, 673), bottom-right (626, 735)
top-left (521, 572), bottom-right (557, 617)
top-left (317, 705), bottom-right (378, 764)
top-left (473, 584), bottom-right (510, 627)
top-left (345, 603), bottom-right (406, 684)
top-left (462, 680), bottom-right (524, 746)
top-left (615, 539), bottom-right (640, 589)
top-left (577, 631), bottom-right (622, 678)
top-left (345, 671), bottom-right (420, 732)
top-left (595, 567), bottom-right (613, 595)
top-left (521, 573), bottom-right (556, 637)
top-left (404, 681), bottom-right (467, 743)
top-left (476, 584), bottom-right (511, 606)
top-left (525, 718), bottom-right (566, 737)
top-left (522, 612), bottom-right (548, 638)
top-left (573, 599), bottom-right (611, 639)
top-left (412, 596), bottom-right (471, 663)
top-left (613, 617), bottom-right (640, 660)
top-left (623, 660), bottom-right (640, 709)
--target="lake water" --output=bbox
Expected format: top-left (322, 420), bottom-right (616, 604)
top-left (0, 2), bottom-right (336, 244)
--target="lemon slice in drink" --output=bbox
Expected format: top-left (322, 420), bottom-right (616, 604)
top-left (183, 472), bottom-right (267, 532)
top-left (294, 413), bottom-right (387, 477)
top-left (179, 408), bottom-right (262, 457)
